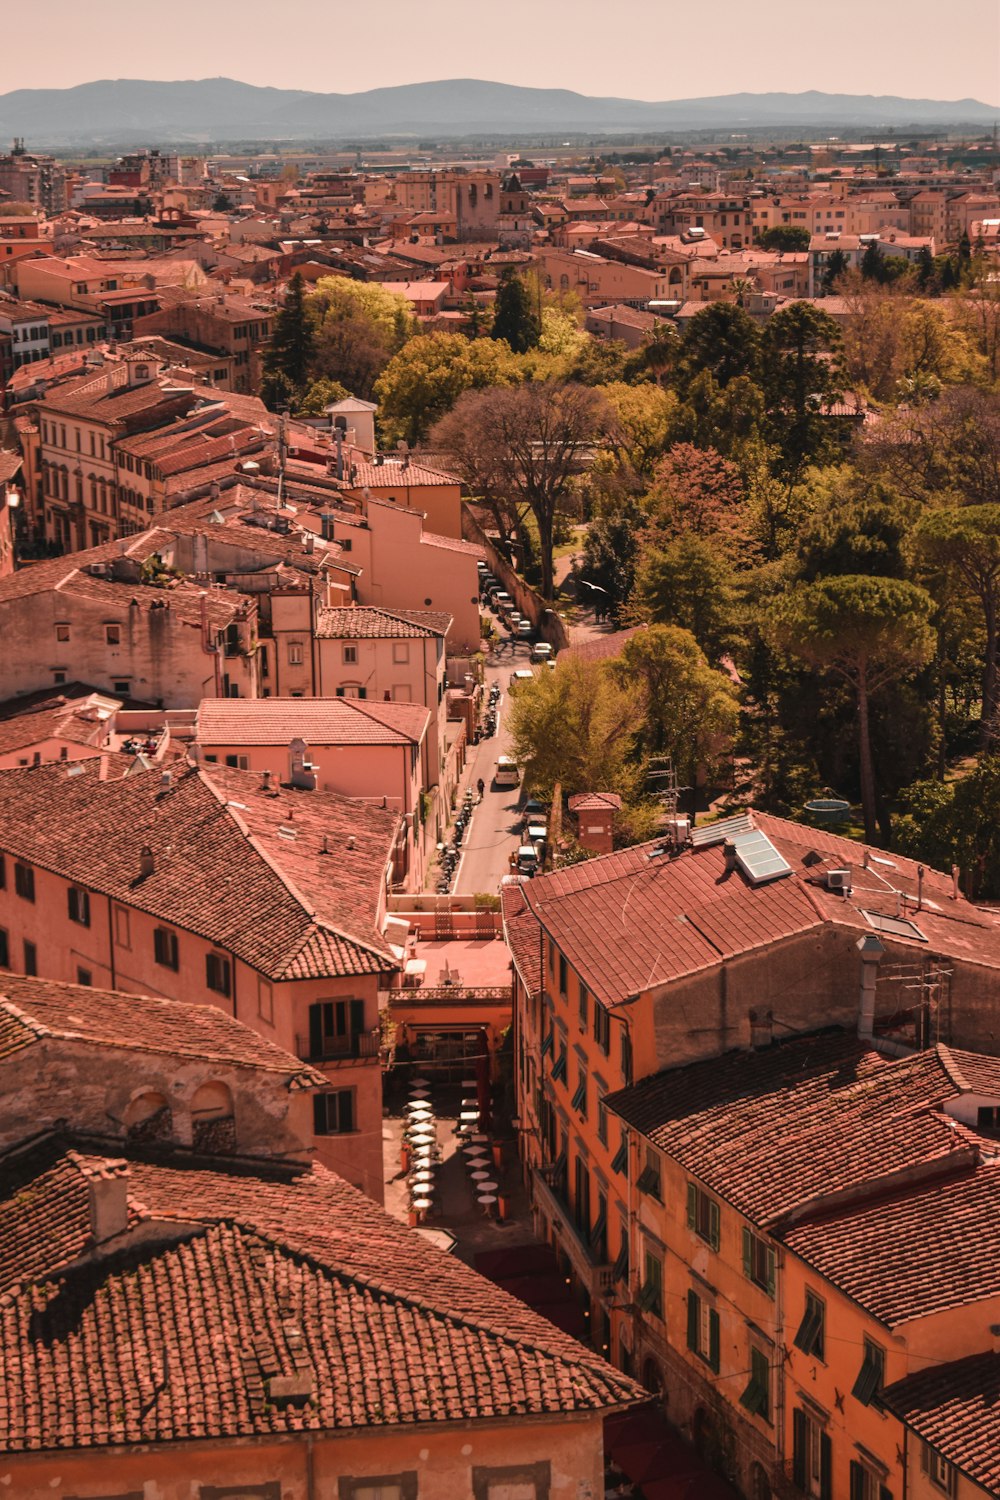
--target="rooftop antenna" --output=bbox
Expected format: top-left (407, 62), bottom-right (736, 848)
top-left (646, 757), bottom-right (689, 823)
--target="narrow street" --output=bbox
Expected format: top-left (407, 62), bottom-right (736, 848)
top-left (452, 636), bottom-right (533, 897)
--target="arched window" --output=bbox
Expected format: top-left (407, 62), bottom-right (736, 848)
top-left (191, 1079), bottom-right (236, 1153)
top-left (123, 1089), bottom-right (172, 1142)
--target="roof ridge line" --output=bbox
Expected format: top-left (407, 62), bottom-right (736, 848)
top-left (198, 766), bottom-right (319, 921)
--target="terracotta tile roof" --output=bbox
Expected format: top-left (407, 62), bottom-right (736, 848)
top-left (884, 1352), bottom-right (1000, 1493)
top-left (0, 684), bottom-right (124, 757)
top-left (0, 535), bottom-right (248, 629)
top-left (316, 605), bottom-right (451, 639)
top-left (0, 761), bottom-right (399, 980)
top-left (348, 458), bottom-right (461, 489)
top-left (606, 1033), bottom-right (971, 1230)
top-left (522, 812), bottom-right (1000, 1008)
top-left (0, 450), bottom-right (22, 485)
top-left (196, 696), bottom-right (429, 747)
top-left (784, 1157), bottom-right (1000, 1327)
top-left (0, 1142), bottom-right (644, 1452)
top-left (502, 883), bottom-right (543, 998)
top-left (568, 792), bottom-right (623, 812)
top-left (0, 973), bottom-right (324, 1083)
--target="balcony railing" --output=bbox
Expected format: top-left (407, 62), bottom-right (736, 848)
top-left (383, 985), bottom-right (513, 1007)
top-left (296, 1030), bottom-right (381, 1064)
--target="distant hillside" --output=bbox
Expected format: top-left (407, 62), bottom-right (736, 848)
top-left (0, 77), bottom-right (995, 147)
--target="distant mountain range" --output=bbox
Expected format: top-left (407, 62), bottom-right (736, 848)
top-left (0, 78), bottom-right (996, 148)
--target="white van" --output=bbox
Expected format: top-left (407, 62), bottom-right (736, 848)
top-left (494, 755), bottom-right (520, 788)
top-left (509, 669), bottom-right (534, 691)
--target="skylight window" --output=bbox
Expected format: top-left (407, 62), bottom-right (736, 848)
top-left (862, 911), bottom-right (927, 943)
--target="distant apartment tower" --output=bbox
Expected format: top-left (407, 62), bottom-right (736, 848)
top-left (0, 139), bottom-right (68, 214)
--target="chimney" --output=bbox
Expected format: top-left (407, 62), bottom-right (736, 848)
top-left (347, 835), bottom-right (356, 850)
top-left (161, 768), bottom-right (172, 788)
top-left (261, 768), bottom-right (272, 792)
top-left (335, 426), bottom-right (344, 481)
top-left (87, 1161), bottom-right (129, 1246)
top-left (723, 838), bottom-right (738, 872)
top-left (749, 1009), bottom-right (773, 1050)
top-left (856, 933), bottom-right (885, 1041)
top-left (304, 532), bottom-right (315, 554)
top-left (139, 844), bottom-right (155, 878)
top-left (952, 864), bottom-right (961, 900)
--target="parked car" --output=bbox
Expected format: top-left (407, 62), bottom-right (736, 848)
top-left (522, 798), bottom-right (548, 826)
top-left (515, 844), bottom-right (539, 877)
top-left (516, 619), bottom-right (533, 641)
top-left (493, 591), bottom-right (513, 614)
top-left (530, 642), bottom-right (553, 664)
top-left (494, 755), bottom-right (521, 787)
top-left (509, 669), bottom-right (535, 691)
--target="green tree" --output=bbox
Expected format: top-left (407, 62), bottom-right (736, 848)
top-left (895, 758), bottom-right (1000, 899)
top-left (761, 301), bottom-right (843, 475)
top-left (580, 503), bottom-right (644, 621)
top-left (308, 276), bottom-right (415, 399)
top-left (491, 272), bottom-right (541, 354)
top-left (635, 533), bottom-right (736, 662)
top-left (770, 575), bottom-right (936, 842)
top-left (915, 503), bottom-right (1000, 744)
top-left (679, 302), bottom-right (761, 388)
top-left (508, 656), bottom-right (642, 800)
top-left (822, 248), bottom-right (849, 292)
top-left (758, 225), bottom-right (811, 253)
top-left (601, 382), bottom-right (677, 479)
top-left (261, 272), bottom-right (314, 404)
top-left (297, 376), bottom-right (349, 416)
top-left (375, 333), bottom-right (522, 446)
top-left (613, 625), bottom-right (739, 794)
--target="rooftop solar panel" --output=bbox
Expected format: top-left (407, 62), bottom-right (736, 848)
top-left (690, 813), bottom-right (754, 848)
top-left (732, 830), bottom-right (794, 886)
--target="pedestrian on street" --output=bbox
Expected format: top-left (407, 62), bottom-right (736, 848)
top-left (477, 777), bottom-right (485, 802)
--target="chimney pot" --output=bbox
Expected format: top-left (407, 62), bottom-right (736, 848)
top-left (723, 838), bottom-right (738, 871)
top-left (87, 1162), bottom-right (129, 1246)
top-left (139, 844), bottom-right (155, 878)
top-left (261, 768), bottom-right (272, 791)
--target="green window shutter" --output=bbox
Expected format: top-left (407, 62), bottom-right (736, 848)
top-left (766, 1247), bottom-right (776, 1297)
top-left (742, 1227), bottom-right (753, 1279)
top-left (819, 1432), bottom-right (832, 1500)
top-left (708, 1309), bottom-right (720, 1372)
top-left (611, 1138), bottom-right (628, 1175)
top-left (850, 1461), bottom-right (865, 1500)
top-left (350, 998), bottom-right (366, 1037)
top-left (709, 1198), bottom-right (721, 1250)
top-left (686, 1182), bottom-right (697, 1229)
top-left (686, 1289), bottom-right (699, 1353)
top-left (308, 1003), bottom-right (323, 1058)
top-left (792, 1409), bottom-right (806, 1491)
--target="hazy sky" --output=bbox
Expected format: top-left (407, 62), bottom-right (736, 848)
top-left (3, 0), bottom-right (998, 104)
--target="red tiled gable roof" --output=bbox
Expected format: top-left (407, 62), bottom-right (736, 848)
top-left (568, 792), bottom-right (622, 812)
top-left (348, 458), bottom-right (460, 489)
top-left (0, 534), bottom-right (247, 629)
top-left (0, 684), bottom-right (123, 757)
top-left (606, 1033), bottom-right (971, 1230)
top-left (884, 1352), bottom-right (1000, 1493)
top-left (937, 1046), bottom-right (1000, 1098)
top-left (0, 1144), bottom-right (643, 1452)
top-left (197, 696), bottom-right (429, 747)
top-left (524, 812), bottom-right (1000, 1007)
top-left (0, 761), bottom-right (398, 980)
top-left (502, 883), bottom-right (543, 999)
top-left (316, 605), bottom-right (451, 639)
top-left (784, 1158), bottom-right (1000, 1327)
top-left (0, 973), bottom-right (323, 1082)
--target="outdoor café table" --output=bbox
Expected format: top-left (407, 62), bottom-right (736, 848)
top-left (477, 1179), bottom-right (498, 1194)
top-left (470, 1133), bottom-right (489, 1144)
top-left (404, 1100), bottom-right (432, 1113)
top-left (478, 1194), bottom-right (497, 1214)
top-left (411, 1076), bottom-right (430, 1088)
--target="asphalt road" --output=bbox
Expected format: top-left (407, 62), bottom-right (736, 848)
top-left (452, 638), bottom-right (533, 897)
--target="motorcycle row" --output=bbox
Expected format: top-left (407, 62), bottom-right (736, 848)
top-left (436, 683), bottom-right (500, 894)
